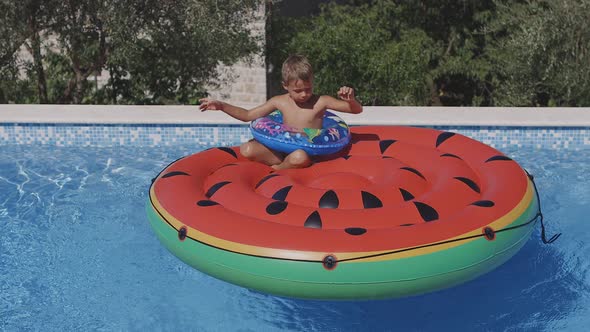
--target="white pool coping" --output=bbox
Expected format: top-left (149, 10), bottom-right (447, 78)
top-left (0, 104), bottom-right (589, 127)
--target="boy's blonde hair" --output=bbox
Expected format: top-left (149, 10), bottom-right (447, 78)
top-left (281, 55), bottom-right (313, 84)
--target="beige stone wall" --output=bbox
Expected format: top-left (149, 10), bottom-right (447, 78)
top-left (206, 3), bottom-right (267, 108)
top-left (206, 54), bottom-right (267, 107)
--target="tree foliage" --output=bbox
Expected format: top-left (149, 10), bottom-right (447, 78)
top-left (0, 0), bottom-right (260, 104)
top-left (269, 0), bottom-right (495, 106)
top-left (3, 0), bottom-right (589, 106)
top-left (485, 0), bottom-right (590, 106)
top-left (269, 0), bottom-right (590, 106)
top-left (282, 3), bottom-right (436, 105)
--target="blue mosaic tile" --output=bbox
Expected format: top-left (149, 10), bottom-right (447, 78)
top-left (437, 126), bottom-right (590, 150)
top-left (0, 123), bottom-right (589, 150)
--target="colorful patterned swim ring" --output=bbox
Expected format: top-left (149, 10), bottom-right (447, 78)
top-left (146, 126), bottom-right (542, 300)
top-left (249, 110), bottom-right (350, 155)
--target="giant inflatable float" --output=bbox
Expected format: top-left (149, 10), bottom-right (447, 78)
top-left (147, 124), bottom-right (544, 300)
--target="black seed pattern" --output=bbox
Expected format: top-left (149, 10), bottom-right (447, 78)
top-left (361, 191), bottom-right (383, 209)
top-left (205, 181), bottom-right (231, 198)
top-left (399, 188), bottom-right (415, 201)
top-left (471, 200), bottom-right (495, 207)
top-left (217, 163), bottom-right (238, 170)
top-left (351, 133), bottom-right (381, 144)
top-left (414, 202), bottom-right (439, 222)
top-left (197, 200), bottom-right (219, 207)
top-left (217, 147), bottom-right (238, 158)
top-left (266, 201), bottom-right (288, 215)
top-left (304, 211), bottom-right (323, 228)
top-left (454, 177), bottom-right (481, 193)
top-left (342, 155), bottom-right (352, 160)
top-left (436, 132), bottom-right (456, 147)
top-left (255, 174), bottom-right (280, 189)
top-left (319, 190), bottom-right (339, 209)
top-left (440, 153), bottom-right (462, 160)
top-left (400, 223), bottom-right (415, 227)
top-left (272, 186), bottom-right (292, 201)
top-left (379, 139), bottom-right (397, 154)
top-left (400, 167), bottom-right (426, 180)
top-left (162, 171), bottom-right (190, 178)
top-left (345, 228), bottom-right (367, 235)
top-left (485, 155), bottom-right (513, 162)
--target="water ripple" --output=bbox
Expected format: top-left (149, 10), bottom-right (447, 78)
top-left (0, 144), bottom-right (588, 331)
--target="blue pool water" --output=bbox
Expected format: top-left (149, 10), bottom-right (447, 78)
top-left (1, 142), bottom-right (588, 331)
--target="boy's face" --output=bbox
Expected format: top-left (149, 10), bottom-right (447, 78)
top-left (283, 79), bottom-right (313, 104)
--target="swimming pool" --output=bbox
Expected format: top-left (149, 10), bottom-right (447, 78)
top-left (1, 135), bottom-right (587, 331)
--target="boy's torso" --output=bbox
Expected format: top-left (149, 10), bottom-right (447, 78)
top-left (275, 94), bottom-right (325, 130)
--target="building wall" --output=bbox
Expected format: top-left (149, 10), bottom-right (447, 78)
top-left (206, 54), bottom-right (267, 108)
top-left (206, 2), bottom-right (267, 108)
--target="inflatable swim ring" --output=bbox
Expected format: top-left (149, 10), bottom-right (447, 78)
top-left (147, 126), bottom-right (543, 300)
top-left (249, 110), bottom-right (350, 155)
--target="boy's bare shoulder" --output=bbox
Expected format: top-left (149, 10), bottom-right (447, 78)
top-left (272, 93), bottom-right (297, 110)
top-left (269, 94), bottom-right (289, 106)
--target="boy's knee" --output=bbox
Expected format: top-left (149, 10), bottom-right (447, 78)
top-left (289, 149), bottom-right (310, 166)
top-left (240, 142), bottom-right (255, 159)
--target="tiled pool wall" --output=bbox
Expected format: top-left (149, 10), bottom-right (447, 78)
top-left (1, 123), bottom-right (589, 150)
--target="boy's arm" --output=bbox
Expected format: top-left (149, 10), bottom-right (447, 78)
top-left (320, 86), bottom-right (363, 114)
top-left (199, 97), bottom-right (279, 122)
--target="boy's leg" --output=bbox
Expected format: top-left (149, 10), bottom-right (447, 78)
top-left (271, 149), bottom-right (312, 170)
top-left (240, 140), bottom-right (285, 166)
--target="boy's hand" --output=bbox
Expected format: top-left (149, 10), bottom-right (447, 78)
top-left (338, 86), bottom-right (356, 101)
top-left (199, 98), bottom-right (224, 111)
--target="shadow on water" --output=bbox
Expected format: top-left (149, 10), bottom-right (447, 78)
top-left (237, 235), bottom-right (583, 332)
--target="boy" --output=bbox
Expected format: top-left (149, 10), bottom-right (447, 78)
top-left (199, 55), bottom-right (363, 170)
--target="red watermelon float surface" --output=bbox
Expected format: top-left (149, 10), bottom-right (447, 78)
top-left (146, 126), bottom-right (541, 300)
